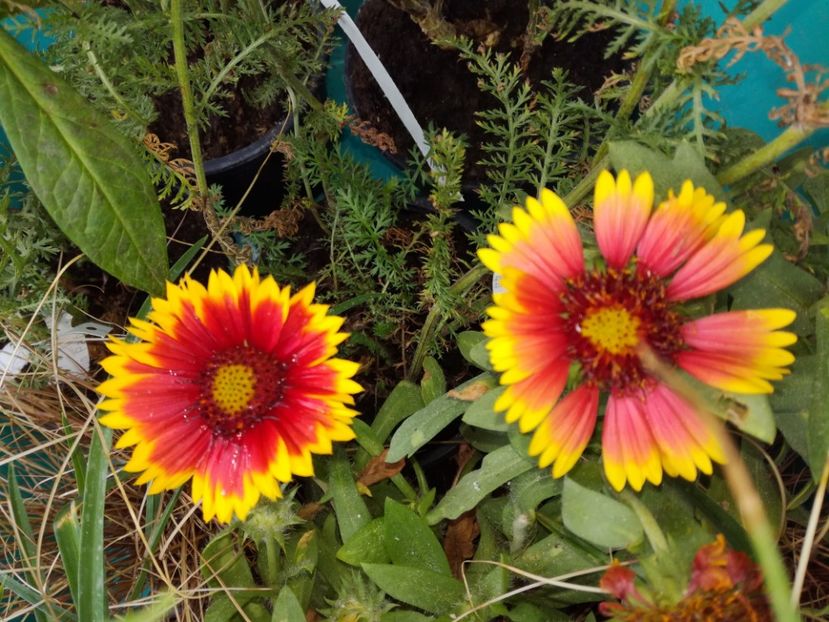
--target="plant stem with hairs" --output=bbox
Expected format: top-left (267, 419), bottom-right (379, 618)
top-left (639, 346), bottom-right (800, 622)
top-left (169, 0), bottom-right (208, 199)
top-left (385, 0), bottom-right (456, 45)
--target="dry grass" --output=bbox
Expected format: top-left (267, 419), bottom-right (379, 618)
top-left (0, 343), bottom-right (223, 621)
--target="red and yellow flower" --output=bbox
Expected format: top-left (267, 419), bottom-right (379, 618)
top-left (480, 170), bottom-right (796, 491)
top-left (599, 535), bottom-right (770, 621)
top-left (97, 265), bottom-right (361, 523)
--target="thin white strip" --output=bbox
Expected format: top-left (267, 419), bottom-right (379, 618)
top-left (320, 0), bottom-right (434, 168)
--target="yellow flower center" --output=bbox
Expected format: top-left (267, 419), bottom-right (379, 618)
top-left (580, 306), bottom-right (641, 354)
top-left (211, 363), bottom-right (256, 414)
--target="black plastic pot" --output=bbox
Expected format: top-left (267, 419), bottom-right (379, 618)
top-left (203, 116), bottom-right (292, 219)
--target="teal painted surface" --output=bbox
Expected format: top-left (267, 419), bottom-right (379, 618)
top-left (324, 0), bottom-right (403, 180)
top-left (697, 0), bottom-right (828, 149)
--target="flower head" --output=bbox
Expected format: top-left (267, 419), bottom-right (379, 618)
top-left (480, 170), bottom-right (796, 490)
top-left (97, 265), bottom-right (361, 523)
top-left (599, 535), bottom-right (770, 621)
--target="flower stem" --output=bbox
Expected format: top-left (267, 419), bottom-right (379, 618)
top-left (639, 347), bottom-right (800, 622)
top-left (170, 0), bottom-right (208, 199)
top-left (717, 122), bottom-right (818, 186)
top-left (743, 0), bottom-right (789, 30)
top-left (408, 262), bottom-right (488, 381)
top-left (620, 489), bottom-right (669, 554)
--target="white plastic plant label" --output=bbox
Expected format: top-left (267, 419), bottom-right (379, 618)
top-left (0, 339), bottom-right (32, 386)
top-left (47, 312), bottom-right (113, 377)
top-left (0, 312), bottom-right (112, 387)
top-left (492, 272), bottom-right (505, 294)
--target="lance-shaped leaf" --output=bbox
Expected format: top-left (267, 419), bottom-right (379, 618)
top-left (0, 29), bottom-right (168, 294)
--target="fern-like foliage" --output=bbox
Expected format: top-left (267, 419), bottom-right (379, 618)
top-left (454, 38), bottom-right (589, 239)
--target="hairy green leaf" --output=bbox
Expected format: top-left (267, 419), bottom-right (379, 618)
top-left (0, 29), bottom-right (167, 293)
top-left (388, 373), bottom-right (495, 462)
top-left (361, 564), bottom-right (463, 615)
top-left (336, 518), bottom-right (389, 566)
top-left (561, 478), bottom-right (643, 549)
top-left (271, 587), bottom-right (305, 622)
top-left (329, 448), bottom-right (371, 542)
top-left (427, 444), bottom-right (534, 524)
top-left (370, 380), bottom-right (425, 444)
top-left (809, 298), bottom-right (829, 479)
top-left (384, 498), bottom-right (450, 575)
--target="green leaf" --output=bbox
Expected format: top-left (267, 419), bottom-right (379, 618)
top-left (329, 448), bottom-right (371, 542)
top-left (508, 602), bottom-right (559, 622)
top-left (561, 478), bottom-right (643, 549)
top-left (608, 140), bottom-right (724, 199)
top-left (8, 462), bottom-right (49, 622)
top-left (0, 573), bottom-right (73, 621)
top-left (462, 386), bottom-right (508, 432)
top-left (381, 612), bottom-right (434, 622)
top-left (457, 331), bottom-right (487, 365)
top-left (201, 532), bottom-right (262, 621)
top-left (336, 518), bottom-right (390, 566)
top-left (0, 29), bottom-right (168, 294)
top-left (201, 531), bottom-right (256, 589)
top-left (468, 340), bottom-right (493, 371)
top-left (720, 392), bottom-right (776, 444)
top-left (742, 441), bottom-right (784, 536)
top-left (769, 355), bottom-right (813, 460)
top-left (384, 498), bottom-right (451, 576)
top-left (513, 470), bottom-right (563, 513)
top-left (513, 531), bottom-right (599, 585)
top-left (421, 356), bottom-right (447, 404)
top-left (729, 252), bottom-right (823, 336)
top-left (808, 298), bottom-right (829, 479)
top-left (676, 481), bottom-right (751, 553)
top-left (371, 380), bottom-right (425, 443)
top-left (387, 373), bottom-right (495, 462)
top-left (361, 564), bottom-right (463, 615)
top-left (110, 592), bottom-right (178, 622)
top-left (427, 444), bottom-right (534, 524)
top-left (79, 426), bottom-right (111, 622)
top-left (54, 502), bottom-right (81, 609)
top-left (271, 586), bottom-right (305, 622)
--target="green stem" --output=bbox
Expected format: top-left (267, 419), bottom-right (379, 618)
top-left (717, 123), bottom-right (816, 186)
top-left (743, 0), bottom-right (789, 30)
top-left (563, 157), bottom-right (607, 207)
top-left (264, 537), bottom-right (281, 586)
top-left (170, 0), bottom-right (208, 198)
top-left (620, 489), bottom-right (669, 554)
top-left (639, 348), bottom-right (800, 622)
top-left (408, 262), bottom-right (488, 380)
top-left (645, 0), bottom-right (789, 119)
top-left (591, 0), bottom-right (677, 166)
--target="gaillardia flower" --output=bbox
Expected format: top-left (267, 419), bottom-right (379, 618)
top-left (599, 535), bottom-right (770, 621)
top-left (97, 265), bottom-right (361, 523)
top-left (480, 170), bottom-right (796, 491)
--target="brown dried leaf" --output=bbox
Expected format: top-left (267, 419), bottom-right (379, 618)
top-left (358, 449), bottom-right (405, 488)
top-left (443, 510), bottom-right (480, 579)
top-left (448, 381), bottom-right (491, 402)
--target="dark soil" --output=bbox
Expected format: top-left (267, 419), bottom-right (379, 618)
top-left (346, 0), bottom-right (627, 182)
top-left (148, 75), bottom-right (285, 161)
